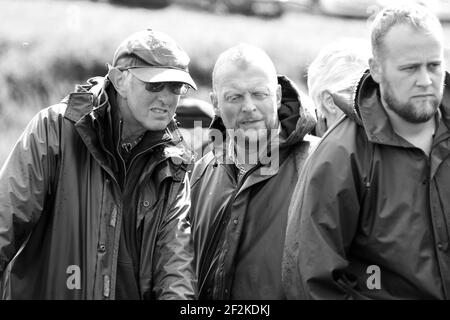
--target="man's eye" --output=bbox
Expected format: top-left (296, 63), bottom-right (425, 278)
top-left (252, 92), bottom-right (269, 99)
top-left (402, 66), bottom-right (416, 71)
top-left (227, 95), bottom-right (242, 102)
top-left (429, 63), bottom-right (441, 70)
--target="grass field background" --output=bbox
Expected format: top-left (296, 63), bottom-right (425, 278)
top-left (1, 0), bottom-right (449, 166)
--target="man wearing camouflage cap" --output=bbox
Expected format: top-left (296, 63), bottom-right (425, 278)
top-left (0, 29), bottom-right (196, 299)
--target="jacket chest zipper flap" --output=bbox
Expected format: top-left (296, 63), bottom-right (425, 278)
top-left (214, 165), bottom-right (275, 299)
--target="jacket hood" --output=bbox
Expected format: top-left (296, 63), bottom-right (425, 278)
top-left (209, 74), bottom-right (316, 148)
top-left (278, 75), bottom-right (317, 146)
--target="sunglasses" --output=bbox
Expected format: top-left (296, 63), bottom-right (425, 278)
top-left (144, 82), bottom-right (190, 96)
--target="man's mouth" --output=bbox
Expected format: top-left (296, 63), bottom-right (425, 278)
top-left (150, 107), bottom-right (169, 114)
top-left (412, 94), bottom-right (435, 99)
top-left (240, 119), bottom-right (262, 125)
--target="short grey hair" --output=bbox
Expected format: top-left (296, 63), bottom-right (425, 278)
top-left (370, 3), bottom-right (443, 61)
top-left (308, 38), bottom-right (369, 115)
top-left (212, 43), bottom-right (278, 91)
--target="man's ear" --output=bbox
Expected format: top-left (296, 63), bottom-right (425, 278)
top-left (369, 57), bottom-right (382, 84)
top-left (276, 84), bottom-right (282, 109)
top-left (210, 91), bottom-right (220, 116)
top-left (320, 90), bottom-right (339, 116)
top-left (109, 68), bottom-right (128, 98)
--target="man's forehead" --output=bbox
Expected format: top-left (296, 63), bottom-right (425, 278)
top-left (221, 83), bottom-right (272, 95)
top-left (215, 62), bottom-right (276, 88)
top-left (384, 24), bottom-right (441, 45)
top-left (219, 76), bottom-right (274, 94)
top-left (381, 24), bottom-right (443, 59)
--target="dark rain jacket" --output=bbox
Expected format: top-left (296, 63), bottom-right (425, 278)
top-left (283, 71), bottom-right (450, 299)
top-left (190, 75), bottom-right (317, 299)
top-left (0, 76), bottom-right (196, 299)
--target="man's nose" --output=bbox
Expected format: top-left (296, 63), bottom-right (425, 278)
top-left (416, 67), bottom-right (433, 87)
top-left (157, 86), bottom-right (177, 103)
top-left (241, 94), bottom-right (257, 113)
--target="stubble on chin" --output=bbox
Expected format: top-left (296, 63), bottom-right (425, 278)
top-left (382, 82), bottom-right (440, 124)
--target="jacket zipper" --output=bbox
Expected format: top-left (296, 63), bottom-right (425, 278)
top-left (99, 120), bottom-right (168, 299)
top-left (214, 163), bottom-right (261, 299)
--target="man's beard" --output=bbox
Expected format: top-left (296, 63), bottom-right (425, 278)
top-left (381, 78), bottom-right (441, 124)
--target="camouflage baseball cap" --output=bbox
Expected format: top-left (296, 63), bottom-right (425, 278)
top-left (112, 29), bottom-right (197, 89)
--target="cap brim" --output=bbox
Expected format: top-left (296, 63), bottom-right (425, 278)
top-left (129, 67), bottom-right (197, 90)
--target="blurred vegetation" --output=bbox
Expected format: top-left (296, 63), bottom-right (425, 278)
top-left (1, 0), bottom-right (449, 165)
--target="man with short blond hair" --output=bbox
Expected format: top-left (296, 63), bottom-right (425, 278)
top-left (283, 5), bottom-right (450, 299)
top-left (190, 44), bottom-right (317, 299)
top-left (284, 4), bottom-right (450, 299)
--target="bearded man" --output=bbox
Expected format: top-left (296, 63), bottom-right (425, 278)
top-left (283, 4), bottom-right (450, 299)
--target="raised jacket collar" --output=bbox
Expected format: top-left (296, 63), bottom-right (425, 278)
top-left (333, 71), bottom-right (450, 148)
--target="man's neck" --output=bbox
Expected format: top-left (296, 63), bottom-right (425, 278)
top-left (121, 124), bottom-right (146, 143)
top-left (383, 103), bottom-right (436, 155)
top-left (234, 142), bottom-right (259, 172)
top-left (229, 124), bottom-right (281, 172)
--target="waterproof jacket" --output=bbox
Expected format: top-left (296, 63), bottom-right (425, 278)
top-left (190, 75), bottom-right (317, 299)
top-left (283, 71), bottom-right (450, 299)
top-left (0, 77), bottom-right (196, 299)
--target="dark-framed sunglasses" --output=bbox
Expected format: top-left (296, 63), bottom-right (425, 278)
top-left (145, 82), bottom-right (190, 96)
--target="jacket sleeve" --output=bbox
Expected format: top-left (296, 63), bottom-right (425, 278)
top-left (0, 106), bottom-right (61, 278)
top-left (283, 128), bottom-right (364, 299)
top-left (151, 174), bottom-right (197, 300)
